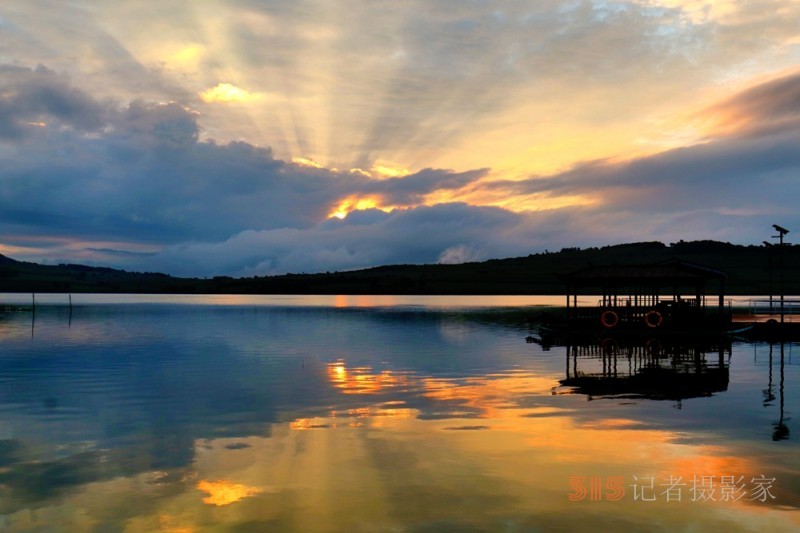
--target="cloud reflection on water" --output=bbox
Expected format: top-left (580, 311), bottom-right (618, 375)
top-left (0, 302), bottom-right (797, 531)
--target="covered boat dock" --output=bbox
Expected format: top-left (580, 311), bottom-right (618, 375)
top-left (559, 259), bottom-right (731, 333)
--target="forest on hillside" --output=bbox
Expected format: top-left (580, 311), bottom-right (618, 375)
top-left (1, 240), bottom-right (797, 295)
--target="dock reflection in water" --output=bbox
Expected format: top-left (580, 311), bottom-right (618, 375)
top-left (0, 300), bottom-right (798, 531)
top-left (558, 338), bottom-right (731, 402)
top-left (757, 341), bottom-right (792, 442)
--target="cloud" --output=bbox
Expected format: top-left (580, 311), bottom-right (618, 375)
top-left (0, 70), bottom-right (492, 264)
top-left (336, 0), bottom-right (722, 169)
top-left (701, 71), bottom-right (800, 138)
top-left (1, 1), bottom-right (799, 277)
top-left (3, 0), bottom-right (799, 176)
top-left (140, 193), bottom-right (772, 278)
top-left (0, 65), bottom-right (107, 139)
top-left (144, 203), bottom-right (532, 277)
top-left (2, 64), bottom-right (799, 276)
top-left (199, 83), bottom-right (266, 103)
top-left (484, 69), bottom-right (800, 217)
top-left (438, 244), bottom-right (485, 265)
top-left (494, 133), bottom-right (799, 206)
top-left (0, 2), bottom-right (189, 104)
top-left (361, 167), bottom-right (490, 205)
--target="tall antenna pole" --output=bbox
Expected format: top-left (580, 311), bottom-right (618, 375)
top-left (772, 225), bottom-right (790, 324)
top-left (763, 241), bottom-right (773, 313)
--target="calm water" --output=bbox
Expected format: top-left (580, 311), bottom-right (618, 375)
top-left (0, 294), bottom-right (798, 532)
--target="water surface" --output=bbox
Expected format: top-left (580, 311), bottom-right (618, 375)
top-left (0, 295), bottom-right (797, 531)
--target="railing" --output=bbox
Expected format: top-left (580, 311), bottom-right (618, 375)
top-left (747, 298), bottom-right (800, 322)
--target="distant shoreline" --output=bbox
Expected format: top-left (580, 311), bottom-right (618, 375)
top-left (2, 240), bottom-right (798, 296)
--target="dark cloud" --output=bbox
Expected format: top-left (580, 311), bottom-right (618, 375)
top-left (146, 203), bottom-right (534, 277)
top-left (492, 133), bottom-right (800, 206)
top-left (363, 168), bottom-right (489, 205)
top-left (0, 70), bottom-right (489, 258)
top-left (2, 60), bottom-right (799, 276)
top-left (85, 247), bottom-right (157, 258)
top-left (145, 195), bottom-right (765, 278)
top-left (703, 71), bottom-right (800, 138)
top-left (0, 65), bottom-right (107, 139)
top-left (319, 208), bottom-right (391, 228)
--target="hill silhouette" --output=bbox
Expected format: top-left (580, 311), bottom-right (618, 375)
top-left (0, 240), bottom-right (797, 295)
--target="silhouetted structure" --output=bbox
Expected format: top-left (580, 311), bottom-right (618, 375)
top-left (553, 260), bottom-right (732, 335)
top-left (558, 337), bottom-right (731, 401)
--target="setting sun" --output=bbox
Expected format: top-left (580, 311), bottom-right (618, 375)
top-left (328, 195), bottom-right (388, 219)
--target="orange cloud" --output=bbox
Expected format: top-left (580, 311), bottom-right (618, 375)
top-left (696, 70), bottom-right (800, 139)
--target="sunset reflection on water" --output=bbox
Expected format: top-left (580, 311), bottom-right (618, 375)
top-left (196, 480), bottom-right (263, 506)
top-left (326, 360), bottom-right (411, 395)
top-left (0, 300), bottom-right (797, 531)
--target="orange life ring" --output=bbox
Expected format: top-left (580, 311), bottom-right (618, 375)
top-left (600, 310), bottom-right (619, 328)
top-left (644, 310), bottom-right (663, 328)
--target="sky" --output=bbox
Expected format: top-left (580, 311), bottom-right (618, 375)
top-left (1, 0), bottom-right (799, 277)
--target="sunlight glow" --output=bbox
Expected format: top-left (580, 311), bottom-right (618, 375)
top-left (371, 164), bottom-right (410, 178)
top-left (422, 373), bottom-right (560, 419)
top-left (435, 188), bottom-right (599, 212)
top-left (327, 361), bottom-right (409, 395)
top-left (196, 479), bottom-right (262, 506)
top-left (290, 417), bottom-right (334, 430)
top-left (290, 404), bottom-right (416, 431)
top-left (0, 243), bottom-right (47, 256)
top-left (200, 83), bottom-right (264, 104)
top-left (293, 157), bottom-right (325, 169)
top-left (63, 0), bottom-right (798, 213)
top-left (168, 44), bottom-right (204, 69)
top-left (157, 514), bottom-right (195, 533)
top-left (327, 195), bottom-right (389, 219)
top-left (345, 164), bottom-right (410, 178)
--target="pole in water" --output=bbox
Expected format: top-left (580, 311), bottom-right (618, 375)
top-left (31, 293), bottom-right (36, 338)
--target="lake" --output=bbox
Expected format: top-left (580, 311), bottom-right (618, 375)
top-left (1, 294), bottom-right (798, 532)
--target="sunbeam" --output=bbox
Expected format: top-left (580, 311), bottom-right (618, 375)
top-left (1, 0), bottom-right (799, 274)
